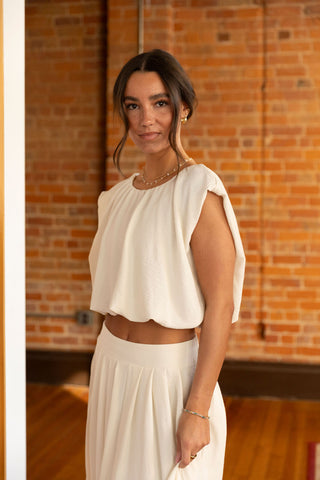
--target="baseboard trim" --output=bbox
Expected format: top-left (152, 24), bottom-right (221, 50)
top-left (26, 350), bottom-right (320, 400)
top-left (219, 360), bottom-right (320, 400)
top-left (27, 349), bottom-right (93, 386)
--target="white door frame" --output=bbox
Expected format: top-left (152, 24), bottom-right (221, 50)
top-left (1, 0), bottom-right (26, 478)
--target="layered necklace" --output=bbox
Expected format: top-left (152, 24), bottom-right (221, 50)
top-left (141, 158), bottom-right (191, 187)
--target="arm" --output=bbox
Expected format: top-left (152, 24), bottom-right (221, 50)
top-left (175, 191), bottom-right (236, 468)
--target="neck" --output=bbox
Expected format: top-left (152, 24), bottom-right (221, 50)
top-left (143, 147), bottom-right (188, 179)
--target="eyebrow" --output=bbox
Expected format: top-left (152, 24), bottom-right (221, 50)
top-left (123, 93), bottom-right (170, 102)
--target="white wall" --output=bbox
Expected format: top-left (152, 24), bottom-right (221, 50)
top-left (3, 0), bottom-right (26, 478)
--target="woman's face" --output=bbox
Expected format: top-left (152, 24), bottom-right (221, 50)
top-left (123, 71), bottom-right (178, 156)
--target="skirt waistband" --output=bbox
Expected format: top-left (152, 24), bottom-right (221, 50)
top-left (96, 323), bottom-right (199, 369)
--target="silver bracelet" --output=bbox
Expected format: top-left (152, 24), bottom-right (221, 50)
top-left (183, 408), bottom-right (210, 420)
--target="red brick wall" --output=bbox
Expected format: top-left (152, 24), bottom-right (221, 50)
top-left (106, 0), bottom-right (320, 363)
top-left (26, 0), bottom-right (320, 363)
top-left (25, 0), bottom-right (106, 350)
top-left (257, 1), bottom-right (320, 362)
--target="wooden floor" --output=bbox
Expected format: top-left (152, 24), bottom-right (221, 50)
top-left (27, 384), bottom-right (88, 480)
top-left (27, 383), bottom-right (320, 480)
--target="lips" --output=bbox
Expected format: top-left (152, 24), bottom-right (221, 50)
top-left (138, 132), bottom-right (160, 141)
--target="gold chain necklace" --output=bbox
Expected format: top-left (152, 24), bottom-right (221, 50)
top-left (141, 158), bottom-right (191, 187)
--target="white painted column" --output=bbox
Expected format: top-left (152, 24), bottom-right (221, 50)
top-left (3, 0), bottom-right (26, 478)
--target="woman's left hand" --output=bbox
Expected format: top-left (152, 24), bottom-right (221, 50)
top-left (175, 411), bottom-right (210, 468)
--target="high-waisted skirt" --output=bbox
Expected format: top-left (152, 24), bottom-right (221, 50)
top-left (85, 324), bottom-right (226, 480)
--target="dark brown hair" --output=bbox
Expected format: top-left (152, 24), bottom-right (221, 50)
top-left (112, 49), bottom-right (197, 172)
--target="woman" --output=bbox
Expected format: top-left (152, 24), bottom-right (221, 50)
top-left (86, 49), bottom-right (245, 480)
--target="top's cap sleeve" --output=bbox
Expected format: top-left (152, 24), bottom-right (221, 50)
top-left (96, 191), bottom-right (109, 227)
top-left (180, 164), bottom-right (246, 323)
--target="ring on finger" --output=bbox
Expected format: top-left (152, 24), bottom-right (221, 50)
top-left (190, 453), bottom-right (197, 460)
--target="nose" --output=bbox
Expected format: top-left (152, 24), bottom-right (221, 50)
top-left (141, 106), bottom-right (154, 127)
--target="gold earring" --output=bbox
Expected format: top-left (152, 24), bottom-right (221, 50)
top-left (181, 116), bottom-right (188, 125)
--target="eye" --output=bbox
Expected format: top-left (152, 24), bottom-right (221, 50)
top-left (156, 99), bottom-right (169, 107)
top-left (124, 103), bottom-right (139, 111)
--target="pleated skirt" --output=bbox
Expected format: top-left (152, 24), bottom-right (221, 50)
top-left (85, 324), bottom-right (226, 480)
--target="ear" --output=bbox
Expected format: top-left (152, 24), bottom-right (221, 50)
top-left (180, 103), bottom-right (190, 119)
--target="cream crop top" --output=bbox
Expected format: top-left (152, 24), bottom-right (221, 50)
top-left (89, 164), bottom-right (245, 328)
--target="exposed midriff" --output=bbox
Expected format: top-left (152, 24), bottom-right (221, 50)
top-left (105, 313), bottom-right (196, 344)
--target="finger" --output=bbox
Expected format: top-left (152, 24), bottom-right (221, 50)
top-left (179, 448), bottom-right (191, 468)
